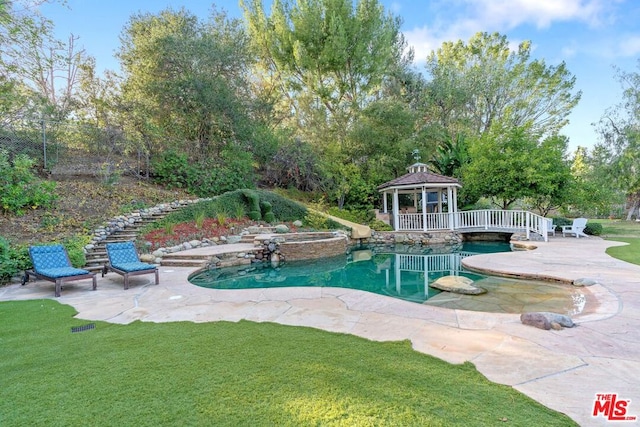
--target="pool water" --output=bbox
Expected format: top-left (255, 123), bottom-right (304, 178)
top-left (189, 242), bottom-right (592, 314)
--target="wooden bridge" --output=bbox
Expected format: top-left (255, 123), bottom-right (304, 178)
top-left (394, 209), bottom-right (550, 242)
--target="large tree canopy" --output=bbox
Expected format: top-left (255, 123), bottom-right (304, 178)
top-left (594, 61), bottom-right (640, 219)
top-left (462, 125), bottom-right (572, 210)
top-left (242, 0), bottom-right (413, 205)
top-left (118, 7), bottom-right (255, 158)
top-left (423, 32), bottom-right (581, 139)
top-left (241, 0), bottom-right (408, 133)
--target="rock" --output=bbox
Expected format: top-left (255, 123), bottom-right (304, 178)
top-left (188, 240), bottom-right (201, 248)
top-left (520, 312), bottom-right (575, 329)
top-left (538, 311), bottom-right (575, 328)
top-left (227, 235), bottom-right (242, 244)
top-left (293, 220), bottom-right (303, 227)
top-left (394, 233), bottom-right (408, 243)
top-left (275, 224), bottom-right (290, 233)
top-left (430, 275), bottom-right (487, 295)
top-left (573, 278), bottom-right (598, 287)
top-left (520, 312), bottom-right (551, 330)
top-left (139, 254), bottom-right (155, 263)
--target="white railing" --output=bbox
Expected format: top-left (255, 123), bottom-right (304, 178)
top-left (395, 209), bottom-right (549, 241)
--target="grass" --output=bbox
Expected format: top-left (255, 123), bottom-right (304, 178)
top-left (0, 300), bottom-right (576, 426)
top-left (590, 219), bottom-right (640, 265)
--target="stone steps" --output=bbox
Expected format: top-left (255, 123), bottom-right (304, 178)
top-left (83, 201), bottom-right (195, 270)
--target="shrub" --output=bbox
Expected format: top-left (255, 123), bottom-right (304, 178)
top-left (370, 219), bottom-right (393, 231)
top-left (62, 236), bottom-right (89, 268)
top-left (304, 209), bottom-right (328, 230)
top-left (254, 190), bottom-right (307, 222)
top-left (327, 207), bottom-right (374, 224)
top-left (151, 150), bottom-right (256, 197)
top-left (242, 190), bottom-right (260, 210)
top-left (585, 222), bottom-right (602, 236)
top-left (260, 201), bottom-right (275, 223)
top-left (0, 237), bottom-right (20, 284)
top-left (0, 149), bottom-right (57, 215)
top-left (552, 217), bottom-right (573, 228)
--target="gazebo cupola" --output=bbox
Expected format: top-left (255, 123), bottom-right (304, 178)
top-left (376, 163), bottom-right (461, 231)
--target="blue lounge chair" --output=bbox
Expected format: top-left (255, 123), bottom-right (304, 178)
top-left (22, 244), bottom-right (97, 297)
top-left (103, 241), bottom-right (159, 290)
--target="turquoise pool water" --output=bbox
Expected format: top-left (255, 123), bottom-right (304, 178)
top-left (189, 242), bottom-right (511, 304)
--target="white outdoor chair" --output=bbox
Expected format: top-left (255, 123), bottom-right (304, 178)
top-left (561, 218), bottom-right (588, 238)
top-left (545, 218), bottom-right (556, 236)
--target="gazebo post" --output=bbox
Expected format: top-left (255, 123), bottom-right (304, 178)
top-left (392, 189), bottom-right (399, 230)
top-left (421, 186), bottom-right (427, 231)
top-left (447, 186), bottom-right (454, 230)
top-left (382, 192), bottom-right (388, 214)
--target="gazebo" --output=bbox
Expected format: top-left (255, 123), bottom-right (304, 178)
top-left (376, 163), bottom-right (461, 231)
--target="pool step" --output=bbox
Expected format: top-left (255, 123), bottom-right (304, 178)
top-left (160, 258), bottom-right (208, 268)
top-left (160, 247), bottom-right (262, 268)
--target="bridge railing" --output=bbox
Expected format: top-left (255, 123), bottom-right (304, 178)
top-left (395, 209), bottom-right (549, 241)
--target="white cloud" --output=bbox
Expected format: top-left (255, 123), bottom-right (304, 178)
top-left (619, 35), bottom-right (640, 57)
top-left (401, 0), bottom-right (618, 63)
top-left (469, 0), bottom-right (607, 29)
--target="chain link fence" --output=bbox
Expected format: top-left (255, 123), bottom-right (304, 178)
top-left (0, 116), bottom-right (150, 180)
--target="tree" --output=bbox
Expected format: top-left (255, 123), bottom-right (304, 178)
top-left (242, 0), bottom-right (407, 130)
top-left (118, 7), bottom-right (255, 157)
top-left (423, 32), bottom-right (581, 139)
top-left (462, 125), bottom-right (571, 210)
top-left (566, 146), bottom-right (621, 217)
top-left (594, 62), bottom-right (640, 219)
top-left (428, 133), bottom-right (469, 178)
top-left (523, 135), bottom-right (573, 216)
top-left (242, 0), bottom-right (411, 204)
top-left (1, 10), bottom-right (89, 120)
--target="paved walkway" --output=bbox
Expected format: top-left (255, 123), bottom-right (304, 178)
top-left (1, 236), bottom-right (638, 426)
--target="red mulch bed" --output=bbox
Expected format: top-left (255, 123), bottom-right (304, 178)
top-left (141, 218), bottom-right (298, 250)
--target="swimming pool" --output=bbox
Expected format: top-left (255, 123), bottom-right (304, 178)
top-left (188, 242), bottom-right (592, 314)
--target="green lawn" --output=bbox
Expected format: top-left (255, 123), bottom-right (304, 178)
top-left (590, 219), bottom-right (640, 265)
top-left (0, 300), bottom-right (576, 426)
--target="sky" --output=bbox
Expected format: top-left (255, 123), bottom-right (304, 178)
top-left (38, 0), bottom-right (640, 152)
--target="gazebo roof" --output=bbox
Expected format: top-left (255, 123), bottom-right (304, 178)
top-left (377, 163), bottom-right (460, 191)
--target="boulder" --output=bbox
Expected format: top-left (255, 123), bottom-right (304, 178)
top-left (520, 312), bottom-right (551, 330)
top-left (430, 275), bottom-right (487, 295)
top-left (538, 311), bottom-right (575, 328)
top-left (520, 311), bottom-right (575, 330)
top-left (275, 224), bottom-right (290, 233)
top-left (139, 254), bottom-right (155, 263)
top-left (573, 278), bottom-right (598, 287)
top-left (226, 235), bottom-right (242, 244)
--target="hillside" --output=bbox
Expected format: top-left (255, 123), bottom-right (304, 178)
top-left (0, 176), bottom-right (193, 246)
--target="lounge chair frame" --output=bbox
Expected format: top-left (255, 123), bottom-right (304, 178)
top-left (22, 245), bottom-right (97, 297)
top-left (102, 241), bottom-right (159, 290)
top-left (561, 218), bottom-right (588, 238)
